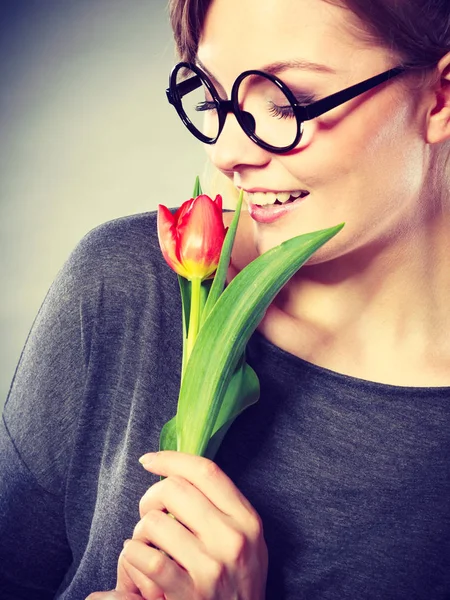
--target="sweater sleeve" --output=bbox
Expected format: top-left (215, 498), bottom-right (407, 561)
top-left (0, 419), bottom-right (72, 599)
top-left (0, 213), bottom-right (159, 598)
top-left (0, 221), bottom-right (101, 597)
top-left (0, 211), bottom-right (181, 598)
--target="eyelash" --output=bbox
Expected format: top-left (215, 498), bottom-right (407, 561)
top-left (267, 95), bottom-right (317, 120)
top-left (268, 104), bottom-right (294, 119)
top-left (194, 94), bottom-right (317, 116)
top-left (195, 101), bottom-right (217, 112)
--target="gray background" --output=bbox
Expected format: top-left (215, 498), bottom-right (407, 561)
top-left (0, 1), bottom-right (220, 408)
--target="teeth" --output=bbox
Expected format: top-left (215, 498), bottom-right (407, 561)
top-left (245, 190), bottom-right (307, 206)
top-left (276, 192), bottom-right (291, 203)
top-left (262, 192), bottom-right (276, 205)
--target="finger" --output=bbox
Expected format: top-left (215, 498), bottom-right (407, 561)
top-left (122, 539), bottom-right (193, 600)
top-left (86, 592), bottom-right (143, 600)
top-left (133, 509), bottom-right (215, 576)
top-left (137, 478), bottom-right (264, 582)
top-left (139, 475), bottom-right (232, 546)
top-left (116, 545), bottom-right (142, 595)
top-left (121, 557), bottom-right (166, 600)
top-left (138, 451), bottom-right (254, 520)
top-left (117, 545), bottom-right (164, 599)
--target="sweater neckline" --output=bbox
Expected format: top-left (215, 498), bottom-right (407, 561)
top-left (249, 329), bottom-right (450, 396)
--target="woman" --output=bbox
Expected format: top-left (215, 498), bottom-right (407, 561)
top-left (2, 0), bottom-right (450, 598)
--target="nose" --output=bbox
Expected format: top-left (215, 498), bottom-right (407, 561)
top-left (207, 110), bottom-right (271, 174)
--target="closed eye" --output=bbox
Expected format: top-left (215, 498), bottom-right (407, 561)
top-left (267, 102), bottom-right (295, 119)
top-left (267, 93), bottom-right (317, 119)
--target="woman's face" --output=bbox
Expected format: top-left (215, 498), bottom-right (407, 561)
top-left (196, 0), bottom-right (431, 262)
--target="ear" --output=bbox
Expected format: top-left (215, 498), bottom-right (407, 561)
top-left (426, 52), bottom-right (450, 144)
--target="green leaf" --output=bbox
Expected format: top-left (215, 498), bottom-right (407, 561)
top-left (203, 356), bottom-right (260, 460)
top-left (176, 223), bottom-right (345, 456)
top-left (178, 275), bottom-right (191, 340)
top-left (201, 191), bottom-right (243, 325)
top-left (160, 415), bottom-right (177, 451)
top-left (199, 278), bottom-right (212, 316)
top-left (162, 354), bottom-right (259, 458)
top-left (177, 275), bottom-right (191, 378)
top-left (178, 267), bottom-right (212, 379)
top-left (193, 175), bottom-right (202, 197)
top-left (180, 174), bottom-right (204, 340)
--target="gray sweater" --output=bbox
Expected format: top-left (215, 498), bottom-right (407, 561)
top-left (1, 211), bottom-right (450, 600)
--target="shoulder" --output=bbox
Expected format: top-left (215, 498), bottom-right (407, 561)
top-left (51, 210), bottom-right (179, 313)
top-left (68, 211), bottom-right (165, 281)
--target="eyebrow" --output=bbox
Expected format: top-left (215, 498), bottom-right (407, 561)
top-left (261, 59), bottom-right (336, 75)
top-left (195, 57), bottom-right (336, 79)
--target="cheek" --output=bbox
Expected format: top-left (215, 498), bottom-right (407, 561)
top-left (351, 100), bottom-right (426, 203)
top-left (286, 93), bottom-right (422, 195)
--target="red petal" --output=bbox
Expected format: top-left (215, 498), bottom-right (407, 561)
top-left (157, 204), bottom-right (189, 278)
top-left (173, 197), bottom-right (195, 226)
top-left (213, 194), bottom-right (223, 213)
top-left (178, 195), bottom-right (226, 279)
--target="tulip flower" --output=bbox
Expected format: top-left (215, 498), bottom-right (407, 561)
top-left (157, 194), bottom-right (226, 282)
top-left (157, 178), bottom-right (344, 459)
top-left (158, 192), bottom-right (228, 367)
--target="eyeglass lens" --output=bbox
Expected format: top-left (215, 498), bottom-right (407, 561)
top-left (175, 66), bottom-right (220, 141)
top-left (175, 66), bottom-right (299, 148)
top-left (237, 73), bottom-right (298, 148)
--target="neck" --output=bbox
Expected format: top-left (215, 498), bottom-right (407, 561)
top-left (236, 204), bottom-right (450, 385)
top-left (285, 217), bottom-right (447, 328)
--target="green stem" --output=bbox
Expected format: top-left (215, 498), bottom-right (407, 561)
top-left (186, 277), bottom-right (202, 364)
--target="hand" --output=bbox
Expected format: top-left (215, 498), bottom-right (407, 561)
top-left (116, 450), bottom-right (268, 600)
top-left (85, 592), bottom-right (143, 600)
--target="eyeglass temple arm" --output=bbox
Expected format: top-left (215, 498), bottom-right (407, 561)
top-left (296, 66), bottom-right (405, 122)
top-left (166, 75), bottom-right (203, 105)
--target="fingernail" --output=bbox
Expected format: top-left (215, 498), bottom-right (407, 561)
top-left (139, 452), bottom-right (157, 467)
top-left (123, 538), bottom-right (131, 548)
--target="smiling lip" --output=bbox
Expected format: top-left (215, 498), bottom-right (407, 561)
top-left (243, 190), bottom-right (310, 224)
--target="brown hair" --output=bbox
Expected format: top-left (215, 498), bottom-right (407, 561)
top-left (169, 0), bottom-right (210, 63)
top-left (168, 0), bottom-right (450, 68)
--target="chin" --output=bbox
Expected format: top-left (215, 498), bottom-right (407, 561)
top-left (252, 219), bottom-right (355, 267)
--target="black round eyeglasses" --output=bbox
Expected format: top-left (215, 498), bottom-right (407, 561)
top-left (166, 61), bottom-right (406, 154)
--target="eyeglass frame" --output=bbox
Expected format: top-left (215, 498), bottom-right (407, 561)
top-left (166, 60), bottom-right (406, 154)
